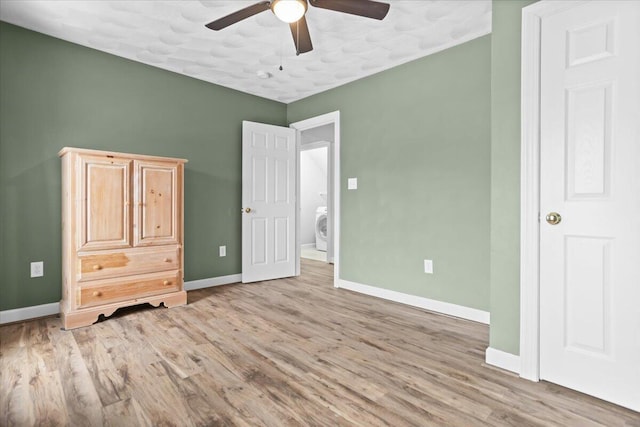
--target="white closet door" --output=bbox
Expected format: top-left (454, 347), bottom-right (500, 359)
top-left (539, 0), bottom-right (640, 411)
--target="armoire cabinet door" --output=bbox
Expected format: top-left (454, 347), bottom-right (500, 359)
top-left (134, 160), bottom-right (181, 246)
top-left (79, 156), bottom-right (132, 250)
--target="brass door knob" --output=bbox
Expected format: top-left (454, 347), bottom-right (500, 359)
top-left (546, 212), bottom-right (562, 225)
top-left (244, 207), bottom-right (252, 213)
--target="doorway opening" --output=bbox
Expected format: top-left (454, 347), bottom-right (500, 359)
top-left (299, 142), bottom-right (329, 263)
top-left (290, 111), bottom-right (340, 285)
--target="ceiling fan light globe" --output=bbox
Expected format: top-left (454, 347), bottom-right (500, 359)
top-left (272, 0), bottom-right (307, 23)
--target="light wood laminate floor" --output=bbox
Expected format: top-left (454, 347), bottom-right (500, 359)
top-left (1, 259), bottom-right (638, 426)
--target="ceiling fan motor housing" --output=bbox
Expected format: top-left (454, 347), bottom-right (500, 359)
top-left (271, 0), bottom-right (309, 23)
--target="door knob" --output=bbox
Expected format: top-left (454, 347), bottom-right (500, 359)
top-left (546, 212), bottom-right (562, 225)
top-left (243, 207), bottom-right (252, 213)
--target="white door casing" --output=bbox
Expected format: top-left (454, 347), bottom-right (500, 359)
top-left (242, 121), bottom-right (296, 283)
top-left (522, 0), bottom-right (640, 411)
top-left (290, 111), bottom-right (341, 283)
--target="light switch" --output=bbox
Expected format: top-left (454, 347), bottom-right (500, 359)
top-left (348, 178), bottom-right (358, 190)
top-left (219, 246), bottom-right (226, 257)
top-left (424, 259), bottom-right (433, 274)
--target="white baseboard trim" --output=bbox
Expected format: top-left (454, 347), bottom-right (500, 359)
top-left (184, 274), bottom-right (242, 291)
top-left (2, 276), bottom-right (488, 326)
top-left (0, 302), bottom-right (60, 325)
top-left (301, 243), bottom-right (316, 249)
top-left (485, 347), bottom-right (521, 374)
top-left (335, 279), bottom-right (490, 324)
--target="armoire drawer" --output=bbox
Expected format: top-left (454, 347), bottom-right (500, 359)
top-left (77, 246), bottom-right (179, 281)
top-left (79, 271), bottom-right (180, 308)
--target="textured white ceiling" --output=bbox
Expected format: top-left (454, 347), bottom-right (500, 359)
top-left (0, 0), bottom-right (491, 103)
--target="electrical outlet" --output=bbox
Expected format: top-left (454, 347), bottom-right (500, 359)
top-left (31, 261), bottom-right (44, 278)
top-left (424, 259), bottom-right (433, 274)
top-left (219, 246), bottom-right (226, 257)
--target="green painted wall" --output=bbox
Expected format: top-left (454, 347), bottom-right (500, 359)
top-left (489, 0), bottom-right (537, 355)
top-left (0, 22), bottom-right (287, 311)
top-left (288, 36), bottom-right (492, 311)
top-left (3, 13), bottom-right (527, 340)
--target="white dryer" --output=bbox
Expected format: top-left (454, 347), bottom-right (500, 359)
top-left (315, 206), bottom-right (327, 251)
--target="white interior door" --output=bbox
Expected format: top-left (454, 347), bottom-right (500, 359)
top-left (242, 121), bottom-right (296, 283)
top-left (539, 1), bottom-right (640, 411)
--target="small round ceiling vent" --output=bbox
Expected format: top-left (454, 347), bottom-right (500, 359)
top-left (256, 70), bottom-right (272, 79)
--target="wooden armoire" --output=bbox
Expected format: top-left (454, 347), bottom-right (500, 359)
top-left (59, 147), bottom-right (187, 329)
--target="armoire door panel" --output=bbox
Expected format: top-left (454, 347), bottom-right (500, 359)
top-left (134, 161), bottom-right (180, 246)
top-left (79, 156), bottom-right (132, 250)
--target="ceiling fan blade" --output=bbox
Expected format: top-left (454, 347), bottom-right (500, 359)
top-left (309, 0), bottom-right (390, 20)
top-left (289, 16), bottom-right (313, 55)
top-left (205, 1), bottom-right (271, 31)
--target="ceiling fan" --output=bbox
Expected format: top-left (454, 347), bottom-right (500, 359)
top-left (205, 0), bottom-right (391, 55)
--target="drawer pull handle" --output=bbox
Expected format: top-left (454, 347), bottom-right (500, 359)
top-left (93, 265), bottom-right (102, 271)
top-left (163, 280), bottom-right (171, 286)
top-left (92, 291), bottom-right (102, 297)
top-left (164, 258), bottom-right (171, 263)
